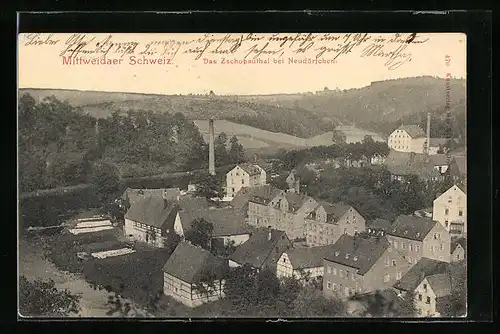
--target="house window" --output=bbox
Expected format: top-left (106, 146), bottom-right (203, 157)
top-left (283, 258), bottom-right (286, 263)
top-left (392, 260), bottom-right (397, 266)
top-left (396, 272), bottom-right (402, 280)
top-left (440, 243), bottom-right (444, 251)
top-left (418, 308), bottom-right (422, 315)
top-left (394, 241), bottom-right (398, 249)
top-left (430, 245), bottom-right (435, 252)
top-left (459, 210), bottom-right (463, 216)
top-left (448, 196), bottom-right (452, 203)
top-left (242, 179), bottom-right (245, 184)
top-left (276, 247), bottom-right (279, 253)
top-left (327, 266), bottom-right (331, 274)
top-left (384, 274), bottom-right (390, 282)
top-left (409, 244), bottom-right (413, 251)
top-left (339, 270), bottom-right (344, 278)
top-left (418, 294), bottom-right (422, 301)
top-left (332, 283), bottom-right (337, 291)
top-left (385, 257), bottom-right (390, 267)
top-left (401, 242), bottom-right (406, 249)
top-left (232, 188), bottom-right (235, 192)
top-left (423, 283), bottom-right (428, 292)
top-left (351, 273), bottom-right (356, 281)
top-left (426, 296), bottom-right (431, 304)
top-left (332, 268), bottom-right (337, 275)
top-left (416, 245), bottom-right (420, 252)
top-left (445, 208), bottom-right (449, 215)
top-left (327, 281), bottom-right (332, 289)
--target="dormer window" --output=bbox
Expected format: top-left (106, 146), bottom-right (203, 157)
top-left (353, 256), bottom-right (358, 261)
top-left (345, 254), bottom-right (350, 259)
top-left (416, 232), bottom-right (420, 238)
top-left (335, 251), bottom-right (340, 256)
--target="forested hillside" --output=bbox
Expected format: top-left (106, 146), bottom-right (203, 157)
top-left (18, 93), bottom-right (209, 193)
top-left (21, 76), bottom-right (465, 140)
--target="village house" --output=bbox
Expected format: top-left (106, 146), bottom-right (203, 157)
top-left (451, 239), bottom-right (466, 262)
top-left (323, 231), bottom-right (412, 300)
top-left (124, 196), bottom-right (179, 248)
top-left (387, 125), bottom-right (447, 156)
top-left (285, 170), bottom-right (301, 193)
top-left (124, 196), bottom-right (210, 247)
top-left (247, 189), bottom-right (318, 240)
top-left (428, 154), bottom-right (451, 174)
top-left (387, 125), bottom-right (427, 154)
top-left (173, 207), bottom-right (251, 247)
top-left (448, 156), bottom-right (466, 183)
top-left (432, 184), bottom-right (467, 236)
top-left (386, 151), bottom-right (444, 183)
top-left (120, 187), bottom-right (181, 209)
top-left (276, 244), bottom-right (336, 284)
top-left (393, 257), bottom-right (452, 317)
top-left (386, 215), bottom-right (451, 264)
top-left (162, 241), bottom-right (228, 308)
top-left (305, 201), bottom-right (366, 247)
top-left (367, 218), bottom-right (392, 233)
top-left (226, 163), bottom-right (267, 198)
top-left (229, 227), bottom-right (292, 272)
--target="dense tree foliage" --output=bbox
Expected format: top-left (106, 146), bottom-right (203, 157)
top-left (223, 265), bottom-right (346, 317)
top-left (90, 161), bottom-right (120, 202)
top-left (18, 94), bottom-right (209, 193)
top-left (184, 219), bottom-right (214, 250)
top-left (272, 138), bottom-right (390, 172)
top-left (19, 276), bottom-right (81, 317)
top-left (192, 172), bottom-right (225, 202)
top-left (351, 290), bottom-right (416, 317)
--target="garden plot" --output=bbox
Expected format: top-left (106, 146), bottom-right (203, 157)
top-left (91, 248), bottom-right (136, 259)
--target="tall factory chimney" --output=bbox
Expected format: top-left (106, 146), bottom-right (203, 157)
top-left (426, 112), bottom-right (431, 155)
top-left (209, 119), bottom-right (215, 175)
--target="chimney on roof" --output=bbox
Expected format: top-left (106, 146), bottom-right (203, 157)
top-left (426, 112), bottom-right (431, 155)
top-left (209, 119), bottom-right (215, 176)
top-left (267, 226), bottom-right (272, 241)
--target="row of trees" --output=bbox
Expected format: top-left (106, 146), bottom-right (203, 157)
top-left (272, 135), bottom-right (390, 172)
top-left (290, 165), bottom-right (453, 222)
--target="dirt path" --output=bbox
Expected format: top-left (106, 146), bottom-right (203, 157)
top-left (18, 237), bottom-right (153, 318)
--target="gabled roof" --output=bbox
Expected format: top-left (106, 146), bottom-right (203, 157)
top-left (452, 156), bottom-right (467, 175)
top-left (393, 257), bottom-right (450, 292)
top-left (233, 163), bottom-right (262, 176)
top-left (324, 234), bottom-right (390, 275)
top-left (284, 245), bottom-right (337, 270)
top-left (318, 201), bottom-right (352, 223)
top-left (124, 196), bottom-right (179, 229)
top-left (387, 215), bottom-right (438, 241)
top-left (455, 183), bottom-right (467, 194)
top-left (426, 273), bottom-right (452, 298)
top-left (162, 241), bottom-right (227, 284)
top-left (229, 229), bottom-right (289, 269)
top-left (428, 154), bottom-right (449, 167)
top-left (385, 151), bottom-right (442, 179)
top-left (285, 192), bottom-right (311, 212)
top-left (369, 218), bottom-right (392, 231)
top-left (429, 138), bottom-right (449, 147)
top-left (248, 185), bottom-right (284, 205)
top-left (122, 187), bottom-right (180, 205)
top-left (451, 238), bottom-right (466, 253)
top-left (178, 207), bottom-right (250, 237)
top-left (396, 125), bottom-right (426, 138)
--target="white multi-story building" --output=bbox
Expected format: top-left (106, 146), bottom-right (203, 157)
top-left (432, 184), bottom-right (467, 236)
top-left (226, 163), bottom-right (266, 198)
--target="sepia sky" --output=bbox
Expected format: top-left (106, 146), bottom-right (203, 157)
top-left (18, 33), bottom-right (466, 95)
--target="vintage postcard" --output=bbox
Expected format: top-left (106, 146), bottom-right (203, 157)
top-left (18, 32), bottom-right (466, 318)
